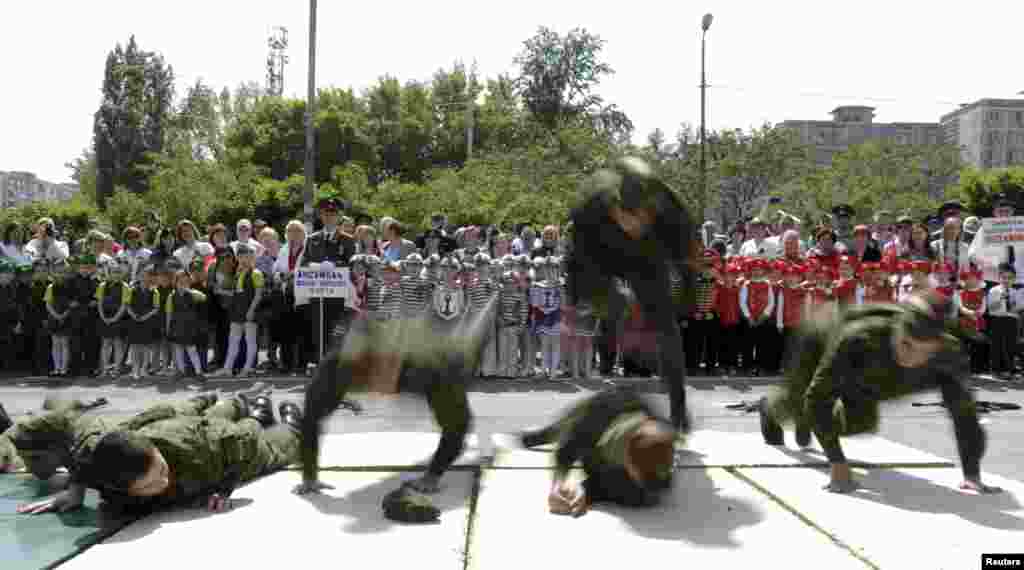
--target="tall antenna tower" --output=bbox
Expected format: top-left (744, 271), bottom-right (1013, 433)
top-left (266, 26), bottom-right (289, 97)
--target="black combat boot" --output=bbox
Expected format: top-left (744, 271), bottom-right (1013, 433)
top-left (758, 396), bottom-right (784, 445)
top-left (248, 395), bottom-right (277, 428)
top-left (278, 402), bottom-right (302, 430)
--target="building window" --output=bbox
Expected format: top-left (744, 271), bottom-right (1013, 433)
top-left (1016, 111), bottom-right (1024, 128)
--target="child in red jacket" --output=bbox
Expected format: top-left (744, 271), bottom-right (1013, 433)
top-left (776, 263), bottom-right (809, 365)
top-left (715, 263), bottom-right (742, 377)
top-left (740, 259), bottom-right (775, 376)
top-left (956, 267), bottom-right (987, 373)
top-left (834, 255), bottom-right (859, 306)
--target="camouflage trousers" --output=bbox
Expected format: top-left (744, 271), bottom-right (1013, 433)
top-left (176, 397), bottom-right (301, 473)
top-left (768, 375), bottom-right (881, 436)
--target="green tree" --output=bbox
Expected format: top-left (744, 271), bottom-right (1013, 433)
top-left (64, 149), bottom-right (98, 205)
top-left (785, 140), bottom-right (962, 225)
top-left (713, 125), bottom-right (814, 226)
top-left (512, 26), bottom-right (632, 141)
top-left (955, 166), bottom-right (1024, 216)
top-left (93, 36), bottom-right (176, 209)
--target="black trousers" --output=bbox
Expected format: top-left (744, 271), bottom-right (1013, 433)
top-left (684, 316), bottom-right (719, 372)
top-left (310, 298), bottom-right (348, 360)
top-left (746, 320), bottom-right (775, 371)
top-left (280, 304), bottom-right (313, 371)
top-left (596, 280), bottom-right (629, 373)
top-left (717, 323), bottom-right (739, 368)
top-left (989, 316), bottom-right (1017, 374)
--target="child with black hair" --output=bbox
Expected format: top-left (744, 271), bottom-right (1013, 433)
top-left (986, 263), bottom-right (1023, 379)
top-left (127, 264), bottom-right (162, 381)
top-left (189, 257), bottom-right (213, 374)
top-left (96, 258), bottom-right (131, 378)
top-left (165, 269), bottom-right (208, 382)
top-left (45, 261), bottom-right (73, 377)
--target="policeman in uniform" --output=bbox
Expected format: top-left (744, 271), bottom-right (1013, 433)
top-left (831, 204), bottom-right (855, 251)
top-left (303, 197), bottom-right (357, 360)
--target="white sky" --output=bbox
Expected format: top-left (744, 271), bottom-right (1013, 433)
top-left (4, 0), bottom-right (1023, 184)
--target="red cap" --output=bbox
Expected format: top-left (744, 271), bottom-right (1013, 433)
top-left (933, 261), bottom-right (955, 274)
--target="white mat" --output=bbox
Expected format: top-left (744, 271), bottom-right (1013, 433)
top-left (490, 430), bottom-right (953, 468)
top-left (62, 470), bottom-right (473, 569)
top-left (735, 466), bottom-right (1024, 570)
top-left (292, 432), bottom-right (488, 469)
top-left (467, 468), bottom-right (870, 570)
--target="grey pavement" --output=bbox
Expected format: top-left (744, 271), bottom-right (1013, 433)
top-left (3, 372), bottom-right (1022, 483)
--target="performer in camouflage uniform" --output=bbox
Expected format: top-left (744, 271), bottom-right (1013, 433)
top-left (293, 296), bottom-right (496, 505)
top-left (14, 393), bottom-right (301, 515)
top-left (566, 157), bottom-right (698, 431)
top-left (519, 387), bottom-right (676, 517)
top-left (759, 295), bottom-right (1000, 494)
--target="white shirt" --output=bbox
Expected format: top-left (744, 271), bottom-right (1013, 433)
top-left (230, 238), bottom-right (264, 257)
top-left (763, 235), bottom-right (804, 257)
top-left (24, 238), bottom-right (69, 263)
top-left (274, 241), bottom-right (308, 307)
top-left (173, 241), bottom-right (215, 269)
top-left (968, 221), bottom-right (1024, 284)
top-left (986, 285), bottom-right (1024, 318)
top-left (739, 238), bottom-right (777, 259)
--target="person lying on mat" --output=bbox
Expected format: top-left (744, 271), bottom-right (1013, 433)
top-left (16, 393), bottom-right (303, 515)
top-left (1, 396), bottom-right (113, 477)
top-left (519, 387), bottom-right (677, 518)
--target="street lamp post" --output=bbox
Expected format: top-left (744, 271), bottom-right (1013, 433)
top-left (303, 0), bottom-right (318, 232)
top-left (700, 13), bottom-right (713, 225)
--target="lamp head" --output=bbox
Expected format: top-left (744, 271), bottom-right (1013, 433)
top-left (702, 13), bottom-right (713, 31)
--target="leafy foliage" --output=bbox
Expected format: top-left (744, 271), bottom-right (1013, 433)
top-left (93, 36), bottom-right (176, 209)
top-left (954, 166), bottom-right (1024, 217)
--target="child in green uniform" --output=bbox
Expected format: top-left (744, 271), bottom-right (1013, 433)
top-left (96, 258), bottom-right (132, 378)
top-left (128, 263), bottom-right (163, 381)
top-left (165, 269), bottom-right (208, 382)
top-left (0, 261), bottom-right (18, 370)
top-left (44, 261), bottom-right (73, 377)
top-left (27, 260), bottom-right (52, 376)
top-left (68, 254), bottom-right (101, 377)
top-left (210, 244), bottom-right (264, 378)
top-left (155, 259), bottom-right (177, 375)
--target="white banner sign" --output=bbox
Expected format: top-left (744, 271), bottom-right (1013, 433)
top-left (968, 216), bottom-right (1024, 282)
top-left (294, 268), bottom-right (355, 303)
